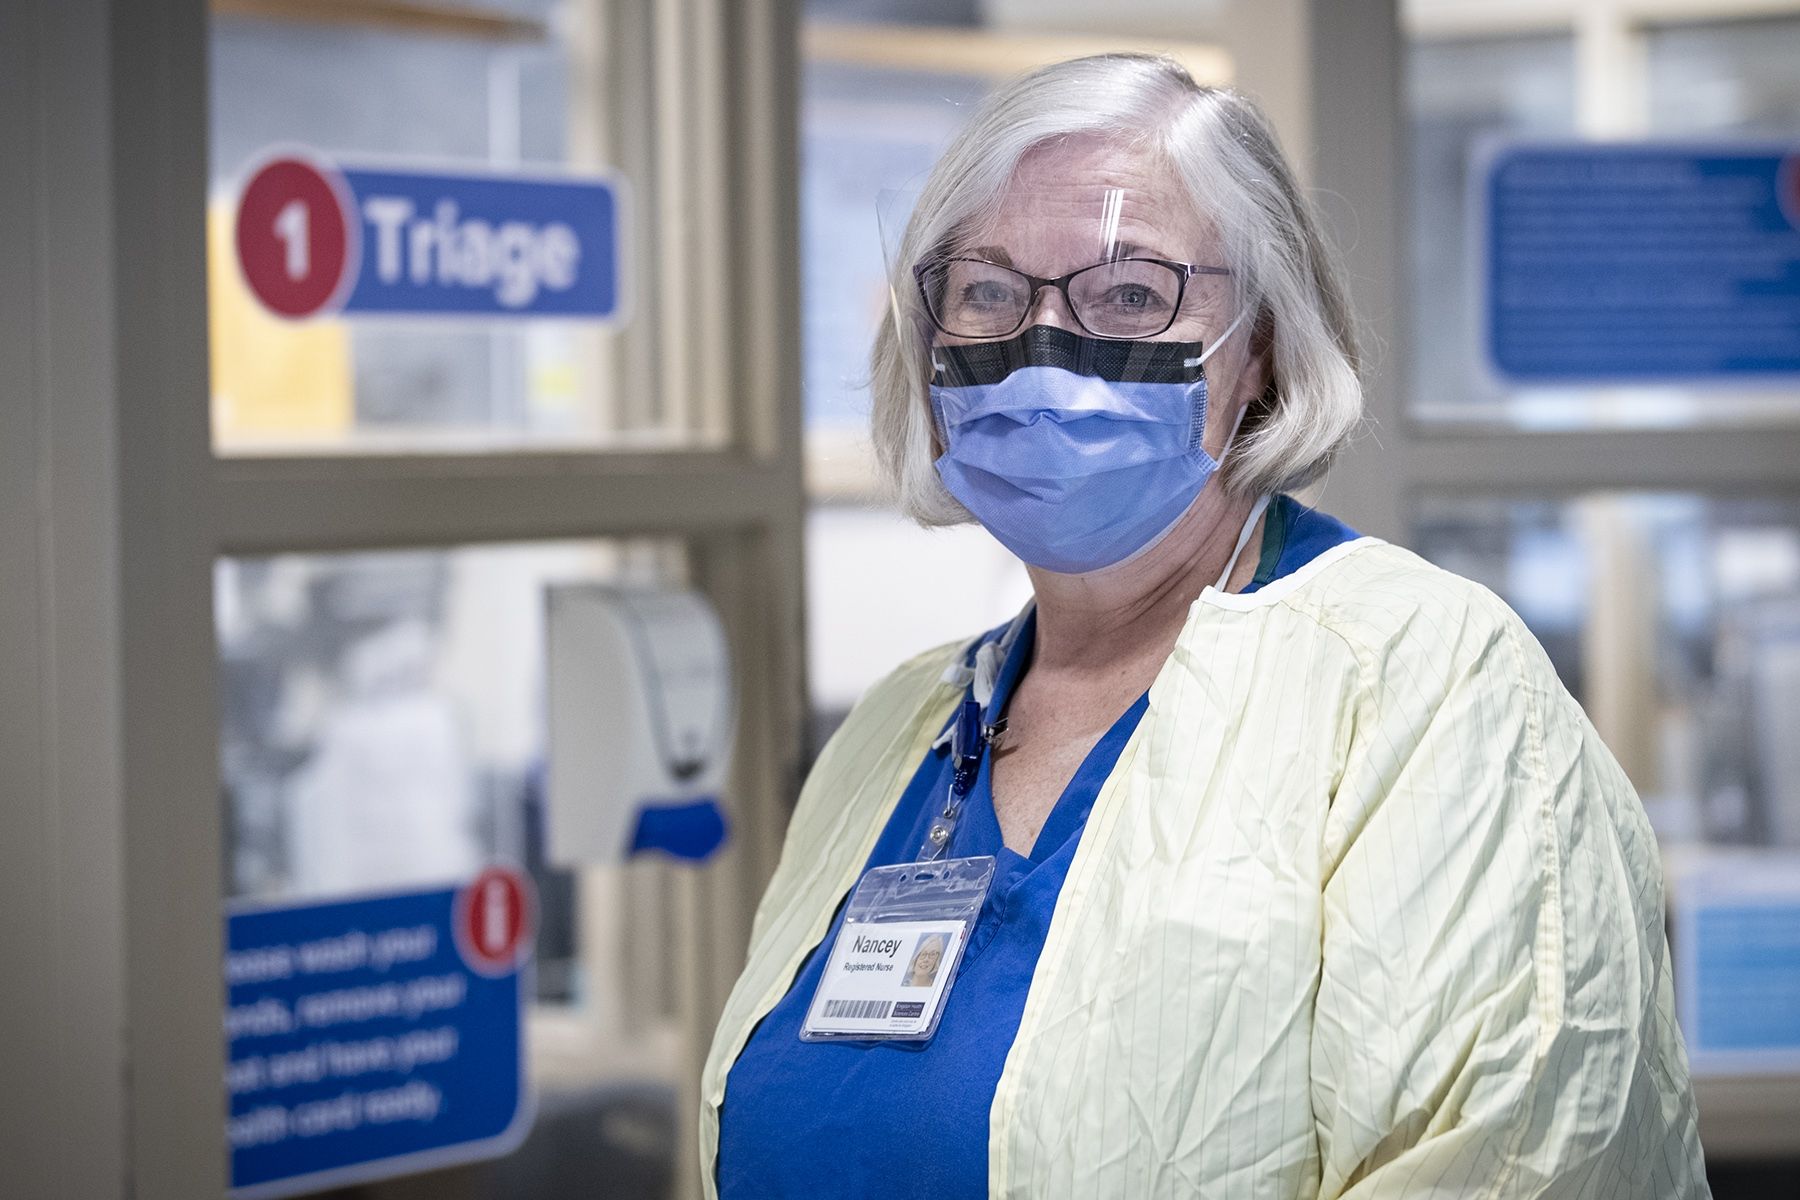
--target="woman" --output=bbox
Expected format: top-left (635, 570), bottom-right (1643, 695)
top-left (902, 933), bottom-right (949, 989)
top-left (703, 55), bottom-right (1707, 1198)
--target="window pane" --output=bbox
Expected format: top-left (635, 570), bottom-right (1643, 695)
top-left (218, 538), bottom-right (690, 1195)
top-left (800, 57), bottom-right (987, 498)
top-left (1406, 34), bottom-right (1578, 421)
top-left (801, 60), bottom-right (986, 434)
top-left (1647, 16), bottom-right (1800, 136)
top-left (207, 4), bottom-right (710, 453)
top-left (1409, 22), bottom-right (1800, 427)
top-left (798, 46), bottom-right (1014, 747)
top-left (1414, 492), bottom-right (1800, 848)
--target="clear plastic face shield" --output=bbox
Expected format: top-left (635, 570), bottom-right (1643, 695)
top-left (879, 184), bottom-right (1246, 384)
top-left (877, 182), bottom-right (1257, 576)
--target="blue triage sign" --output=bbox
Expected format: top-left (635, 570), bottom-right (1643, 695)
top-left (225, 878), bottom-right (532, 1198)
top-left (341, 167), bottom-right (621, 319)
top-left (1485, 144), bottom-right (1800, 382)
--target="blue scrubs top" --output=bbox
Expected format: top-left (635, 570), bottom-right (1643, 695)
top-left (717, 496), bottom-right (1358, 1199)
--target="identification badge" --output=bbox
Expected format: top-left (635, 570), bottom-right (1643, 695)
top-left (800, 855), bottom-right (995, 1043)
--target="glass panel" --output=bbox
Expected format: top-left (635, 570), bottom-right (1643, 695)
top-left (801, 59), bottom-right (986, 436)
top-left (1646, 16), bottom-right (1800, 136)
top-left (800, 57), bottom-right (987, 496)
top-left (1631, 16), bottom-right (1800, 427)
top-left (805, 505), bottom-right (1030, 744)
top-left (207, 3), bottom-right (710, 453)
top-left (1414, 492), bottom-right (1800, 847)
top-left (218, 538), bottom-right (689, 1196)
top-left (1405, 34), bottom-right (1578, 423)
top-left (1409, 22), bottom-right (1800, 428)
top-left (798, 42), bottom-right (1037, 740)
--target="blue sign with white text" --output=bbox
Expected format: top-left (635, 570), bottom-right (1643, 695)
top-left (225, 870), bottom-right (534, 1198)
top-left (341, 168), bottom-right (620, 318)
top-left (1692, 902), bottom-right (1800, 1056)
top-left (234, 152), bottom-right (624, 323)
top-left (1485, 144), bottom-right (1800, 382)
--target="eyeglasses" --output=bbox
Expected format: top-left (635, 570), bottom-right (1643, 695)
top-left (914, 255), bottom-right (1232, 341)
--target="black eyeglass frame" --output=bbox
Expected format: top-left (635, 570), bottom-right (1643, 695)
top-left (912, 255), bottom-right (1234, 341)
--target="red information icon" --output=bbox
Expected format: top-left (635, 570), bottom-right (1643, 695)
top-left (454, 867), bottom-right (535, 977)
top-left (234, 155), bottom-right (357, 318)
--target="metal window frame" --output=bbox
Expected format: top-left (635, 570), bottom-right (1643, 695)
top-left (1, 0), bottom-right (803, 1197)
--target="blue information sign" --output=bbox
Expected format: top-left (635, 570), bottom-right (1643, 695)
top-left (1691, 903), bottom-right (1800, 1055)
top-left (225, 869), bottom-right (534, 1198)
top-left (235, 151), bottom-right (625, 322)
top-left (339, 167), bottom-right (620, 318)
top-left (1485, 143), bottom-right (1800, 382)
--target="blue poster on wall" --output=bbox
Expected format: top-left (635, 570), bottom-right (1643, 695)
top-left (226, 868), bottom-right (535, 1198)
top-left (1672, 852), bottom-right (1800, 1077)
top-left (1484, 143), bottom-right (1800, 382)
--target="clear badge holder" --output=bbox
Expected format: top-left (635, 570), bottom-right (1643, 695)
top-left (799, 854), bottom-right (996, 1043)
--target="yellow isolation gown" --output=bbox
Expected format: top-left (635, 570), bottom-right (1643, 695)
top-left (701, 538), bottom-right (1709, 1198)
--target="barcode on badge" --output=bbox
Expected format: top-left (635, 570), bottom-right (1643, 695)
top-left (823, 998), bottom-right (892, 1020)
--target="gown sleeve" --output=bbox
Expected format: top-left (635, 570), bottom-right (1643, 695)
top-left (741, 639), bottom-right (963, 954)
top-left (1308, 575), bottom-right (1709, 1199)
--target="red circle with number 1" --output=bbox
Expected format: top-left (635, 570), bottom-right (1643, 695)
top-left (454, 867), bottom-right (534, 977)
top-left (234, 155), bottom-right (356, 319)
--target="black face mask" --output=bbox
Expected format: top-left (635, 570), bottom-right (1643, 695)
top-left (930, 324), bottom-right (1209, 389)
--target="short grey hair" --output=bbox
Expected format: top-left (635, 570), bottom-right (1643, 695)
top-left (870, 54), bottom-right (1364, 525)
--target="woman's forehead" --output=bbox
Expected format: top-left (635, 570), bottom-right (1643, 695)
top-left (963, 139), bottom-right (1212, 271)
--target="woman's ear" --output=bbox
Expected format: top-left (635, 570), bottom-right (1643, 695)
top-left (925, 390), bottom-right (945, 459)
top-left (1244, 307), bottom-right (1275, 403)
top-left (1231, 309), bottom-right (1278, 436)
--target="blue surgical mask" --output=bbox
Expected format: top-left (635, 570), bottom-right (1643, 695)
top-left (930, 321), bottom-right (1245, 574)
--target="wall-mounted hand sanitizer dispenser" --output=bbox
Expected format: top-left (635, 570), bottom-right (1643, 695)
top-left (546, 585), bottom-right (733, 864)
